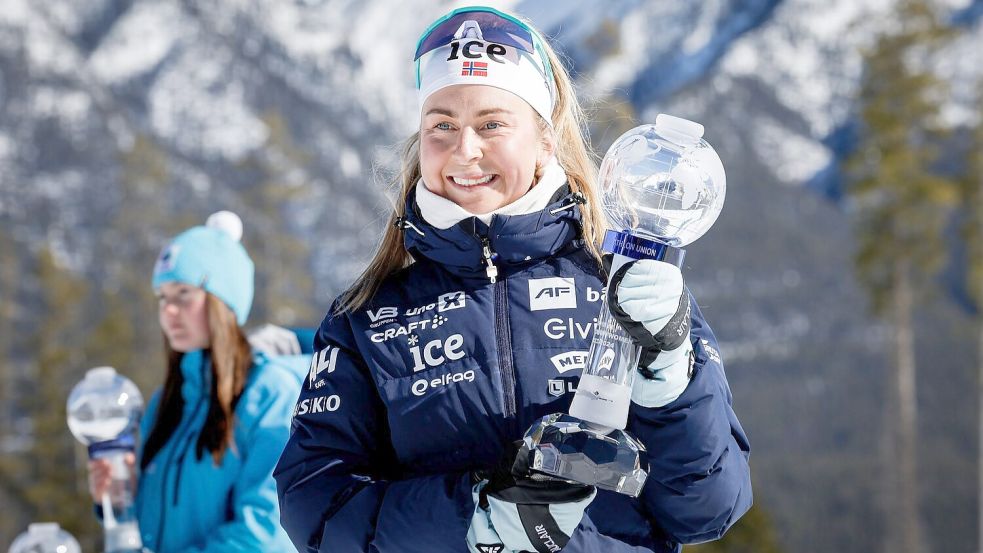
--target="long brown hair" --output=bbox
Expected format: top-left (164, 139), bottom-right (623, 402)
top-left (336, 22), bottom-right (604, 314)
top-left (142, 293), bottom-right (253, 468)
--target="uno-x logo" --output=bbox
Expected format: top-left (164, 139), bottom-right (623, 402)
top-left (438, 291), bottom-right (466, 312)
top-left (308, 347), bottom-right (339, 390)
top-left (405, 290), bottom-right (466, 317)
top-left (529, 278), bottom-right (577, 311)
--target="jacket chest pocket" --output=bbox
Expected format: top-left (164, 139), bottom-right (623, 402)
top-left (374, 349), bottom-right (506, 469)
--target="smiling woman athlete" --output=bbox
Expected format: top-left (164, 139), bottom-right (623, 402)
top-left (275, 6), bottom-right (752, 553)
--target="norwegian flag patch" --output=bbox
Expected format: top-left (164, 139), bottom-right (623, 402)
top-left (461, 61), bottom-right (488, 77)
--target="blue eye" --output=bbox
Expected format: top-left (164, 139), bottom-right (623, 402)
top-left (435, 122), bottom-right (452, 130)
top-left (485, 122), bottom-right (501, 130)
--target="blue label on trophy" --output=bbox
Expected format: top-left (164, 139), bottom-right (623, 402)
top-left (602, 230), bottom-right (680, 262)
top-left (88, 433), bottom-right (136, 457)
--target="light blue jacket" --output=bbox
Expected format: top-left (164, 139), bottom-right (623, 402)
top-left (136, 348), bottom-right (305, 552)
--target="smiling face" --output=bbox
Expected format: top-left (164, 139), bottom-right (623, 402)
top-left (419, 85), bottom-right (554, 214)
top-left (156, 281), bottom-right (211, 352)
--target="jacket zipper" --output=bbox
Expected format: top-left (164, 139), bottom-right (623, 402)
top-left (483, 237), bottom-right (516, 419)
top-left (481, 238), bottom-right (498, 283)
top-left (154, 398), bottom-right (202, 547)
top-left (172, 398), bottom-right (206, 506)
top-left (155, 364), bottom-right (209, 547)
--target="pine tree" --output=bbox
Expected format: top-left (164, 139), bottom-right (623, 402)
top-left (685, 505), bottom-right (784, 553)
top-left (17, 248), bottom-right (100, 549)
top-left (845, 2), bottom-right (956, 551)
top-left (237, 111), bottom-right (316, 327)
top-left (958, 83), bottom-right (983, 553)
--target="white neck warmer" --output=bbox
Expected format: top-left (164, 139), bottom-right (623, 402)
top-left (415, 158), bottom-right (568, 229)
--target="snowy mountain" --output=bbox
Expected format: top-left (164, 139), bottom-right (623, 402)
top-left (1, 0), bottom-right (981, 551)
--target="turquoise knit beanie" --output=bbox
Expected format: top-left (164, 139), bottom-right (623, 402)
top-left (151, 211), bottom-right (254, 325)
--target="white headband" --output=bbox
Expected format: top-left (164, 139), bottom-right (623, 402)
top-left (416, 21), bottom-right (555, 126)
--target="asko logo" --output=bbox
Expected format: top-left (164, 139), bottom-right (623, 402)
top-left (528, 278), bottom-right (577, 311)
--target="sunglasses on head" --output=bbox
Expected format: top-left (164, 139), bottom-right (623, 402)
top-left (414, 6), bottom-right (554, 90)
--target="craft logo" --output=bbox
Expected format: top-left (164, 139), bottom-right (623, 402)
top-left (371, 314), bottom-right (449, 343)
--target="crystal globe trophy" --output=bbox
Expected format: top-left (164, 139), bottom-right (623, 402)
top-left (67, 367), bottom-right (145, 553)
top-left (8, 523), bottom-right (81, 553)
top-left (521, 114), bottom-right (726, 497)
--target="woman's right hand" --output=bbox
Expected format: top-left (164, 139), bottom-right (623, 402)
top-left (87, 453), bottom-right (136, 501)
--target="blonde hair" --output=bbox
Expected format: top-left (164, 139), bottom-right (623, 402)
top-left (337, 28), bottom-right (605, 314)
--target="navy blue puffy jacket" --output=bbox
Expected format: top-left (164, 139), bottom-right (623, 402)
top-left (274, 188), bottom-right (752, 552)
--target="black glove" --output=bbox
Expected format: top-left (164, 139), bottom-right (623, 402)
top-left (475, 441), bottom-right (595, 553)
top-left (603, 254), bottom-right (691, 371)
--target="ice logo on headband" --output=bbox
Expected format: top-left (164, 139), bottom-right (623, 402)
top-left (445, 20), bottom-right (522, 71)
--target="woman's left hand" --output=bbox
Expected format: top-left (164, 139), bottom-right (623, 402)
top-left (609, 259), bottom-right (694, 408)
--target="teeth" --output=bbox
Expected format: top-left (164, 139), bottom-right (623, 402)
top-left (452, 175), bottom-right (493, 186)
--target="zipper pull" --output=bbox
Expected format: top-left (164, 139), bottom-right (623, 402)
top-left (481, 238), bottom-right (498, 283)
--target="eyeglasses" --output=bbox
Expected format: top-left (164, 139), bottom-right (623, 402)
top-left (156, 285), bottom-right (205, 309)
top-left (414, 6), bottom-right (554, 91)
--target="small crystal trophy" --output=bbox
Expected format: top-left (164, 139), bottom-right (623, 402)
top-left (522, 114), bottom-right (727, 497)
top-left (67, 367), bottom-right (145, 553)
top-left (8, 523), bottom-right (81, 553)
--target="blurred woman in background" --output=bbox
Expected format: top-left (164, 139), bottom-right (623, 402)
top-left (88, 211), bottom-right (308, 552)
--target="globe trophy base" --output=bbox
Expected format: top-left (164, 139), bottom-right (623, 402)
top-left (520, 413), bottom-right (648, 497)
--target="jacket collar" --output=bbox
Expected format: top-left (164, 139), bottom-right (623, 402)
top-left (401, 184), bottom-right (585, 280)
top-left (180, 349), bottom-right (210, 407)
